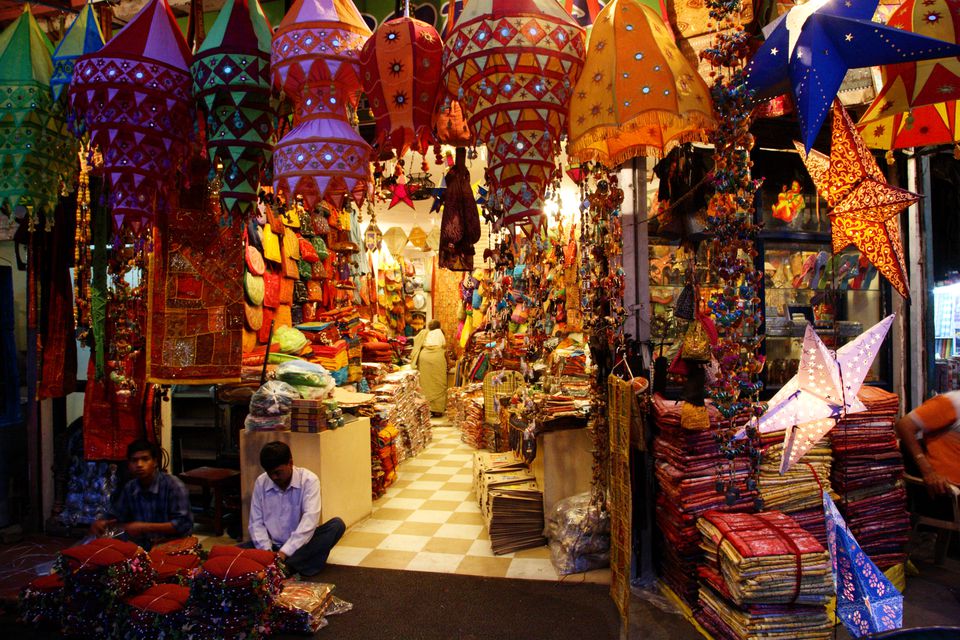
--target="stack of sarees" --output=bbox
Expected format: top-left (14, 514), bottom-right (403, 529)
top-left (831, 386), bottom-right (909, 569)
top-left (371, 371), bottom-right (433, 461)
top-left (653, 395), bottom-right (756, 608)
top-left (696, 511), bottom-right (833, 640)
top-left (758, 433), bottom-right (836, 546)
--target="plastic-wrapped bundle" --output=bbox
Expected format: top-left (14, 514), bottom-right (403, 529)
top-left (245, 380), bottom-right (299, 431)
top-left (544, 493), bottom-right (610, 575)
top-left (56, 538), bottom-right (156, 637)
top-left (269, 580), bottom-right (333, 634)
top-left (118, 584), bottom-right (190, 640)
top-left (184, 546), bottom-right (284, 640)
top-left (276, 360), bottom-right (335, 396)
top-left (60, 460), bottom-right (118, 526)
top-left (18, 574), bottom-right (64, 628)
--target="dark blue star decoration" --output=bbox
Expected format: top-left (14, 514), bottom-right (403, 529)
top-left (745, 0), bottom-right (960, 151)
top-left (476, 186), bottom-right (488, 207)
top-left (429, 187), bottom-right (446, 213)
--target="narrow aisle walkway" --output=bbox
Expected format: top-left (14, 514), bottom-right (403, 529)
top-left (329, 418), bottom-right (611, 582)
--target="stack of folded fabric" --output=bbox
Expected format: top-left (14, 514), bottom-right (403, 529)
top-left (653, 395), bottom-right (756, 608)
top-left (372, 371), bottom-right (433, 461)
top-left (119, 584), bottom-right (191, 640)
top-left (361, 362), bottom-right (389, 387)
top-left (758, 433), bottom-right (836, 546)
top-left (56, 538), bottom-right (156, 637)
top-left (19, 574), bottom-right (65, 629)
top-left (696, 510), bottom-right (833, 640)
top-left (269, 580), bottom-right (334, 634)
top-left (831, 386), bottom-right (909, 569)
top-left (556, 376), bottom-right (592, 398)
top-left (370, 419), bottom-right (399, 499)
top-left (362, 340), bottom-right (395, 363)
top-left (185, 546), bottom-right (284, 639)
top-left (345, 335), bottom-right (363, 383)
top-left (312, 340), bottom-right (348, 372)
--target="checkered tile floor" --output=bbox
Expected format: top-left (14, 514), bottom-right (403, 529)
top-left (326, 418), bottom-right (611, 583)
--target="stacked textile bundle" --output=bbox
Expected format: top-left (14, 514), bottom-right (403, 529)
top-left (19, 574), bottom-right (64, 628)
top-left (362, 340), bottom-right (395, 363)
top-left (696, 511), bottom-right (833, 640)
top-left (371, 371), bottom-right (432, 461)
top-left (446, 384), bottom-right (485, 448)
top-left (556, 376), bottom-right (592, 398)
top-left (345, 335), bottom-right (362, 383)
top-left (312, 339), bottom-right (348, 372)
top-left (361, 362), bottom-right (389, 386)
top-left (371, 420), bottom-right (399, 499)
top-left (831, 386), bottom-right (909, 569)
top-left (269, 580), bottom-right (333, 634)
top-left (118, 584), bottom-right (190, 640)
top-left (185, 546), bottom-right (284, 639)
top-left (758, 433), bottom-right (836, 546)
top-left (56, 538), bottom-right (155, 637)
top-left (653, 395), bottom-right (756, 607)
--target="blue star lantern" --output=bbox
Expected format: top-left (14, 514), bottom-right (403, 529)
top-left (429, 187), bottom-right (446, 213)
top-left (745, 0), bottom-right (960, 151)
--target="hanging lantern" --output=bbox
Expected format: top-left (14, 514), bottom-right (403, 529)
top-left (0, 7), bottom-right (67, 229)
top-left (359, 10), bottom-right (443, 157)
top-left (51, 3), bottom-right (105, 102)
top-left (192, 0), bottom-right (276, 219)
top-left (442, 0), bottom-right (586, 232)
top-left (567, 0), bottom-right (713, 166)
top-left (272, 0), bottom-right (372, 209)
top-left (70, 0), bottom-right (194, 235)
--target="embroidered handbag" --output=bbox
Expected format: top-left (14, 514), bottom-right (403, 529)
top-left (262, 223), bottom-right (282, 263)
top-left (262, 271), bottom-right (281, 309)
top-left (674, 283), bottom-right (696, 321)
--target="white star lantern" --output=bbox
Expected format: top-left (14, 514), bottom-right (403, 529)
top-left (759, 314), bottom-right (894, 474)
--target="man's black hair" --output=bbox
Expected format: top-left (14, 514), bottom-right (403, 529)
top-left (126, 439), bottom-right (161, 462)
top-left (260, 441), bottom-right (292, 472)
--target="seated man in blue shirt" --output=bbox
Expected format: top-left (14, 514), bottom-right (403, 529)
top-left (248, 441), bottom-right (345, 576)
top-left (90, 439), bottom-right (193, 549)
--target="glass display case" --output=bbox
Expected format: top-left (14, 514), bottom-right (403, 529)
top-left (647, 146), bottom-right (892, 397)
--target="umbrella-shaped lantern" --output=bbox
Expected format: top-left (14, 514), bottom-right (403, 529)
top-left (442, 0), bottom-right (586, 234)
top-left (272, 0), bottom-right (372, 209)
top-left (567, 0), bottom-right (713, 166)
top-left (192, 0), bottom-right (276, 219)
top-left (70, 0), bottom-right (194, 235)
top-left (858, 0), bottom-right (960, 149)
top-left (0, 7), bottom-right (69, 230)
top-left (823, 492), bottom-right (903, 637)
top-left (359, 7), bottom-right (443, 157)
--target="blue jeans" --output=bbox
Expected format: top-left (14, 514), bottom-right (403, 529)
top-left (241, 517), bottom-right (346, 576)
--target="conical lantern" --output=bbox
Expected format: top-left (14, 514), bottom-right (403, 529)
top-left (192, 0), bottom-right (275, 219)
top-left (70, 0), bottom-right (194, 235)
top-left (0, 6), bottom-right (67, 229)
top-left (272, 0), bottom-right (372, 209)
top-left (51, 3), bottom-right (105, 102)
top-left (442, 0), bottom-right (586, 232)
top-left (359, 11), bottom-right (443, 157)
top-left (858, 0), bottom-right (960, 149)
top-left (50, 3), bottom-right (105, 195)
top-left (567, 0), bottom-right (713, 166)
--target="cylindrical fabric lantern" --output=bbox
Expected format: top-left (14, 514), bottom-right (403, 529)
top-left (442, 0), bottom-right (585, 233)
top-left (70, 0), bottom-right (194, 235)
top-left (359, 13), bottom-right (443, 157)
top-left (192, 0), bottom-right (276, 219)
top-left (272, 0), bottom-right (372, 209)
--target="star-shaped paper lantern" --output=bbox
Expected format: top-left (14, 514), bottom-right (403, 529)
top-left (758, 315), bottom-right (894, 474)
top-left (429, 186), bottom-right (446, 213)
top-left (388, 181), bottom-right (415, 209)
top-left (744, 0), bottom-right (960, 151)
top-left (796, 102), bottom-right (914, 298)
top-left (823, 492), bottom-right (903, 637)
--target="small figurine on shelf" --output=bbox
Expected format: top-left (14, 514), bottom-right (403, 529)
top-left (771, 180), bottom-right (804, 224)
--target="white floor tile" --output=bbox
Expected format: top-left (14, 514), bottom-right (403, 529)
top-left (378, 534), bottom-right (431, 552)
top-left (450, 474), bottom-right (474, 484)
top-left (431, 490), bottom-right (472, 501)
top-left (327, 546), bottom-right (373, 565)
top-left (434, 523), bottom-right (484, 540)
top-left (445, 454), bottom-right (473, 461)
top-left (466, 539), bottom-right (501, 558)
top-left (406, 509), bottom-right (454, 524)
top-left (410, 480), bottom-right (445, 491)
top-left (404, 552), bottom-right (464, 573)
top-left (505, 558), bottom-right (560, 581)
top-left (454, 501), bottom-right (482, 513)
top-left (381, 497), bottom-right (427, 510)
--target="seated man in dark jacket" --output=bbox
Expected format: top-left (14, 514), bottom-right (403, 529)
top-left (90, 439), bottom-right (193, 549)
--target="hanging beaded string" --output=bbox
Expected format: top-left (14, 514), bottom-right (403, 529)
top-left (701, 0), bottom-right (766, 505)
top-left (74, 153), bottom-right (92, 342)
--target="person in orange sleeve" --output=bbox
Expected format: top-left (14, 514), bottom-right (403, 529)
top-left (895, 392), bottom-right (960, 496)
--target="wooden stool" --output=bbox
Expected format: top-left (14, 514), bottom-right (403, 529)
top-left (179, 467), bottom-right (240, 536)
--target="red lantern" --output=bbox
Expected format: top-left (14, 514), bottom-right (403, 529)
top-left (359, 13), bottom-right (443, 157)
top-left (443, 0), bottom-right (585, 232)
top-left (272, 0), bottom-right (372, 209)
top-left (70, 0), bottom-right (193, 235)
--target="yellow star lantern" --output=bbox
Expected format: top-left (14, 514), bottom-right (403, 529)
top-left (796, 101), bottom-right (914, 298)
top-left (567, 0), bottom-right (713, 165)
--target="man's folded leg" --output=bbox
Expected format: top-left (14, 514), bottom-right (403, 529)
top-left (285, 517), bottom-right (346, 577)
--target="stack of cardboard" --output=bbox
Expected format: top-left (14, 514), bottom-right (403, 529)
top-left (473, 452), bottom-right (546, 554)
